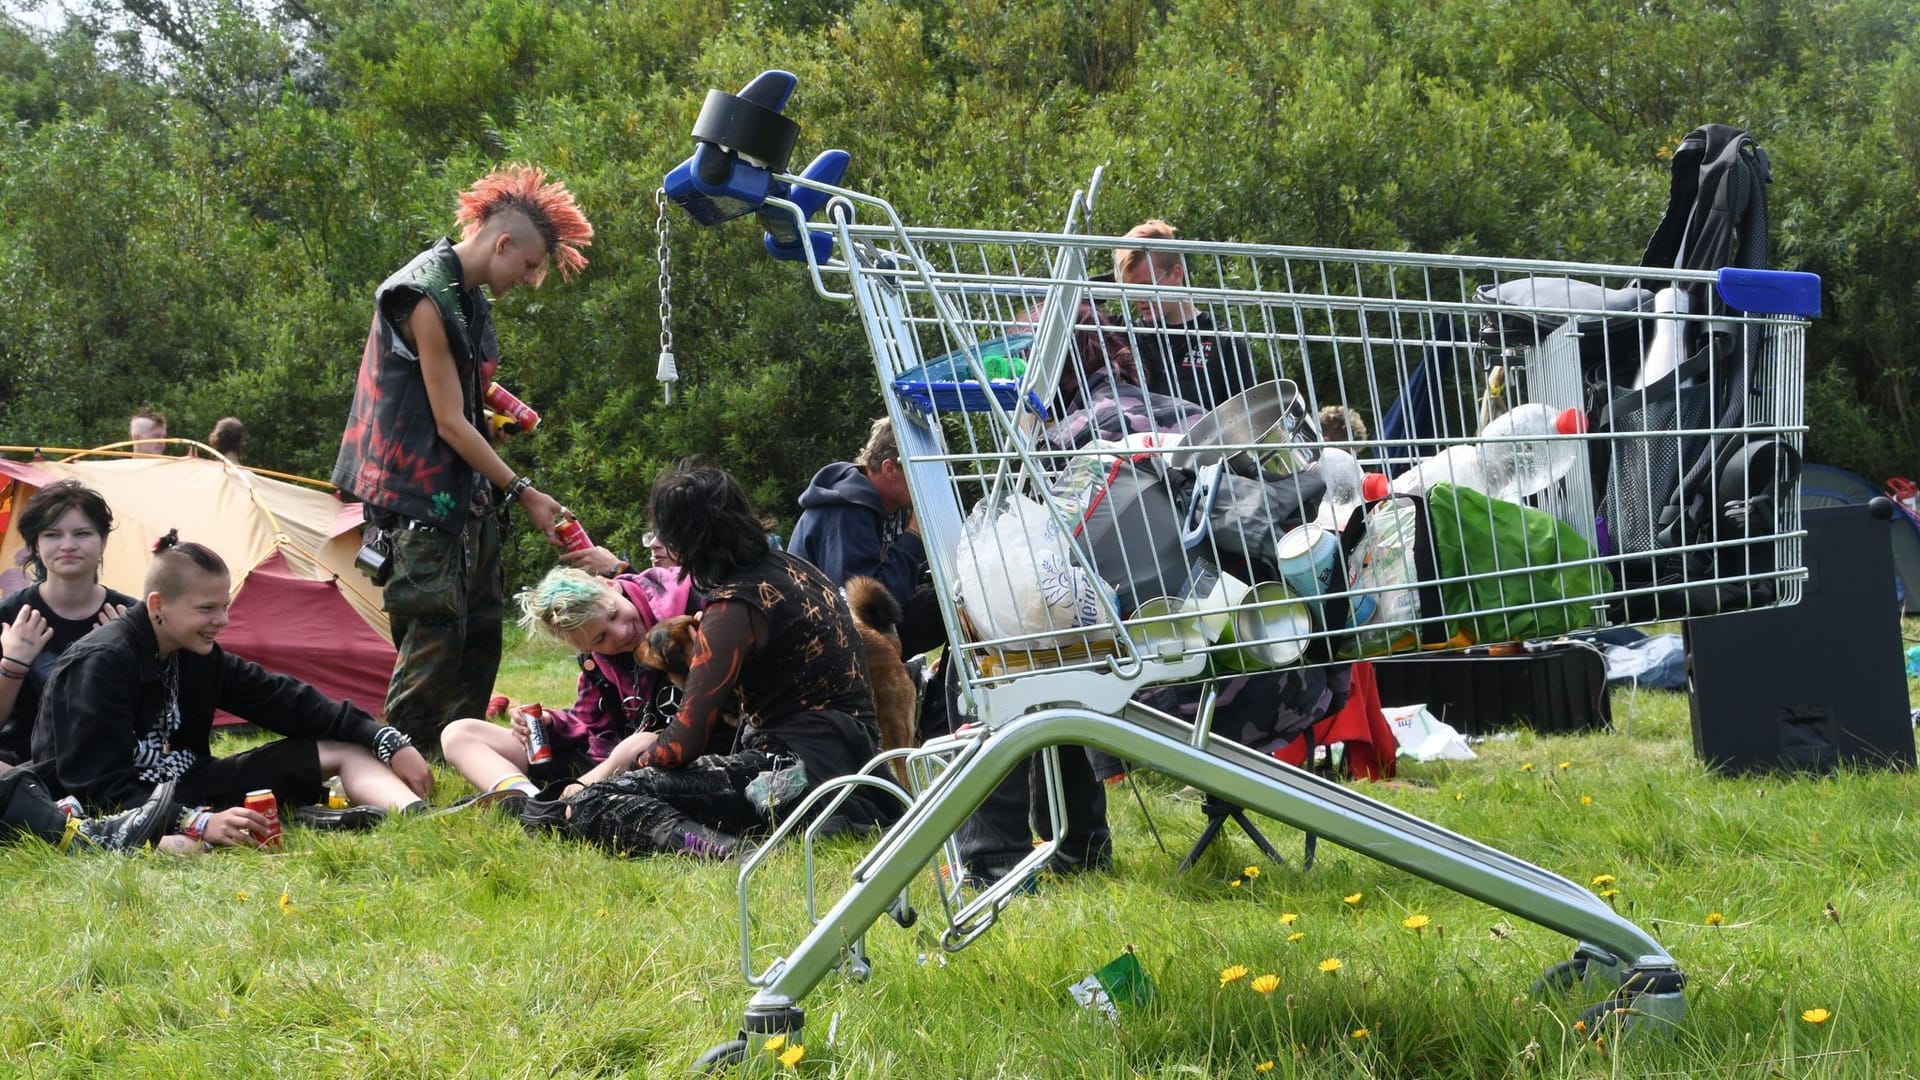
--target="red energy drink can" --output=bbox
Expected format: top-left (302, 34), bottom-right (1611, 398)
top-left (525, 703), bottom-right (554, 765)
top-left (243, 788), bottom-right (283, 851)
top-left (552, 512), bottom-right (593, 554)
top-left (55, 796), bottom-right (83, 817)
top-left (484, 382), bottom-right (541, 433)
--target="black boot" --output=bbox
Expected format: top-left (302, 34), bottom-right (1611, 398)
top-left (71, 778), bottom-right (179, 853)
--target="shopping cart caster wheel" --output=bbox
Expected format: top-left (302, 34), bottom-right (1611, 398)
top-left (888, 896), bottom-right (917, 928)
top-left (840, 954), bottom-right (872, 982)
top-left (694, 1039), bottom-right (748, 1073)
top-left (1573, 970), bottom-right (1687, 1042)
top-left (1532, 956), bottom-right (1590, 998)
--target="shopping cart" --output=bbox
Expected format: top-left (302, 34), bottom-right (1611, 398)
top-left (663, 73), bottom-right (1817, 1069)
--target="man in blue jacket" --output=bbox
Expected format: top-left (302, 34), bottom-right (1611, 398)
top-left (788, 418), bottom-right (925, 610)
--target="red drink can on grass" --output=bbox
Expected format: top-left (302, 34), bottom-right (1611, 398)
top-left (484, 382), bottom-right (541, 433)
top-left (243, 789), bottom-right (283, 851)
top-left (525, 703), bottom-right (554, 765)
top-left (552, 511), bottom-right (593, 554)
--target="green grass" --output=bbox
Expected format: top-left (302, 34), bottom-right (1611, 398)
top-left (4, 632), bottom-right (1919, 1079)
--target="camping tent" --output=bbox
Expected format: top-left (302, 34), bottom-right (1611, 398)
top-left (1801, 463), bottom-right (1920, 614)
top-left (0, 454), bottom-right (396, 720)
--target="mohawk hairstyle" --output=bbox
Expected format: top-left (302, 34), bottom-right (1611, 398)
top-left (455, 165), bottom-right (594, 281)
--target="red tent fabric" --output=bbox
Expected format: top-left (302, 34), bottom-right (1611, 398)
top-left (215, 550), bottom-right (394, 725)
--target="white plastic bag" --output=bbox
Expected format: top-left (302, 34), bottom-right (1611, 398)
top-left (1383, 704), bottom-right (1476, 762)
top-left (955, 494), bottom-right (1115, 651)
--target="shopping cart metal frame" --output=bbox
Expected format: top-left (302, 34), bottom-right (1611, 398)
top-left (664, 83), bottom-right (1815, 1069)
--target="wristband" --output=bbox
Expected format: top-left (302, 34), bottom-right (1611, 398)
top-left (179, 807), bottom-right (213, 841)
top-left (372, 726), bottom-right (413, 764)
top-left (0, 667), bottom-right (22, 681)
top-left (505, 475), bottom-right (534, 503)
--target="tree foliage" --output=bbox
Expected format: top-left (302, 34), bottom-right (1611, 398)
top-left (0, 0), bottom-right (1915, 581)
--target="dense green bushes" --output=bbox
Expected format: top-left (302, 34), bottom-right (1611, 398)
top-left (1, 0), bottom-right (1914, 582)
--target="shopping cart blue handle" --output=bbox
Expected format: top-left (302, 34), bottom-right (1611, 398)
top-left (1715, 267), bottom-right (1821, 317)
top-left (663, 70), bottom-right (800, 226)
top-left (1182, 461), bottom-right (1225, 548)
top-left (762, 148), bottom-right (850, 262)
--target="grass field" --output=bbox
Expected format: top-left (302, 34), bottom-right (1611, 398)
top-left (3, 632), bottom-right (1918, 1079)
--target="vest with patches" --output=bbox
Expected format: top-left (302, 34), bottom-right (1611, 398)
top-left (333, 238), bottom-right (498, 531)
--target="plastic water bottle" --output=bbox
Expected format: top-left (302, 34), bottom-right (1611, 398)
top-left (1633, 286), bottom-right (1690, 389)
top-left (1389, 404), bottom-right (1588, 502)
top-left (1313, 448), bottom-right (1366, 530)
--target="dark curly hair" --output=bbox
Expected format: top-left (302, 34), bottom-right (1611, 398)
top-left (16, 479), bottom-right (114, 582)
top-left (648, 462), bottom-right (770, 590)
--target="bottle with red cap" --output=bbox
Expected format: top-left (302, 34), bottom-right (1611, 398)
top-left (1388, 404), bottom-right (1588, 502)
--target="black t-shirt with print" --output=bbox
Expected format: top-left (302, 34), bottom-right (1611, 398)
top-left (1134, 310), bottom-right (1260, 412)
top-left (0, 583), bottom-right (139, 764)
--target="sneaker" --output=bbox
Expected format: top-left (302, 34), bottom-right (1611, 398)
top-left (507, 795), bottom-right (571, 833)
top-left (291, 804), bottom-right (387, 831)
top-left (426, 789), bottom-right (519, 818)
top-left (71, 778), bottom-right (178, 853)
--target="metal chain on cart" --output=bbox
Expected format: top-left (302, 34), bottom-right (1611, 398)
top-left (654, 187), bottom-right (678, 404)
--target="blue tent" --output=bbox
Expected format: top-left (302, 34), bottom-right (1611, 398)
top-left (1801, 463), bottom-right (1920, 613)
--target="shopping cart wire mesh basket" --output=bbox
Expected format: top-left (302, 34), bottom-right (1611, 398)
top-left (661, 72), bottom-right (1818, 1069)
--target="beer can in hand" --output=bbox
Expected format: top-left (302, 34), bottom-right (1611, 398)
top-left (552, 512), bottom-right (593, 554)
top-left (526, 704), bottom-right (554, 765)
top-left (484, 382), bottom-right (541, 433)
top-left (243, 788), bottom-right (283, 851)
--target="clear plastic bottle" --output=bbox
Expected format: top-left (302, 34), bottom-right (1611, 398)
top-left (1389, 403), bottom-right (1588, 502)
top-left (1312, 448), bottom-right (1365, 531)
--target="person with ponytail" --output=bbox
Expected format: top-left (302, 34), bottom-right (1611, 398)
top-left (333, 165), bottom-right (595, 754)
top-left (32, 531), bottom-right (434, 847)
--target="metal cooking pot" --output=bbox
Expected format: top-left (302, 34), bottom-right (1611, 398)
top-left (1172, 380), bottom-right (1321, 547)
top-left (1170, 380), bottom-right (1319, 479)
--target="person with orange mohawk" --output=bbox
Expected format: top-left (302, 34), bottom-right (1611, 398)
top-left (334, 166), bottom-right (594, 753)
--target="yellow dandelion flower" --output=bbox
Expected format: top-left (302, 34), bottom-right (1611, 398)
top-left (1590, 874), bottom-right (1615, 887)
top-left (1280, 912), bottom-right (1299, 925)
top-left (1402, 913), bottom-right (1431, 931)
top-left (1244, 866), bottom-right (1261, 879)
top-left (1802, 1007), bottom-right (1831, 1025)
top-left (1599, 888), bottom-right (1620, 900)
top-left (1573, 1020), bottom-right (1587, 1034)
top-left (778, 1044), bottom-right (805, 1069)
top-left (1318, 957), bottom-right (1342, 974)
top-left (1255, 1062), bottom-right (1274, 1074)
top-left (764, 1034), bottom-right (787, 1054)
top-left (1557, 761), bottom-right (1570, 771)
top-left (1220, 964), bottom-right (1250, 986)
top-left (1351, 1027), bottom-right (1370, 1040)
top-left (1287, 932), bottom-right (1305, 943)
top-left (1580, 795), bottom-right (1593, 806)
top-left (1251, 974), bottom-right (1280, 996)
top-left (1230, 879), bottom-right (1244, 889)
top-left (278, 891), bottom-right (293, 914)
top-left (1343, 892), bottom-right (1363, 906)
top-left (1705, 912), bottom-right (1724, 926)
top-left (1455, 791), bottom-right (1465, 802)
top-left (595, 907), bottom-right (609, 918)
top-left (234, 890), bottom-right (250, 901)
top-left (1521, 762), bottom-right (1535, 772)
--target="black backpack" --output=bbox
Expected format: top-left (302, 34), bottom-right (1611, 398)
top-left (1594, 124), bottom-right (1803, 620)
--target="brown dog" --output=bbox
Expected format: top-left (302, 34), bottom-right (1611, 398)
top-left (633, 575), bottom-right (919, 784)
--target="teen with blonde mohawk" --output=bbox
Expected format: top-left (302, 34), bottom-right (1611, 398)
top-left (334, 166), bottom-right (594, 752)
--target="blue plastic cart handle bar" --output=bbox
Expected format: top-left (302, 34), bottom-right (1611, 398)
top-left (1715, 267), bottom-right (1821, 317)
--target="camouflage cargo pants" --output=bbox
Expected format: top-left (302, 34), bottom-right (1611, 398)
top-left (381, 512), bottom-right (503, 754)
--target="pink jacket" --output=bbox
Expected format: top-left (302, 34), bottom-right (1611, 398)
top-left (541, 568), bottom-right (695, 761)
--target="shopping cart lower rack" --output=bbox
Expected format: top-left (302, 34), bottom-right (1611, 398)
top-left (661, 71), bottom-right (1816, 1069)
